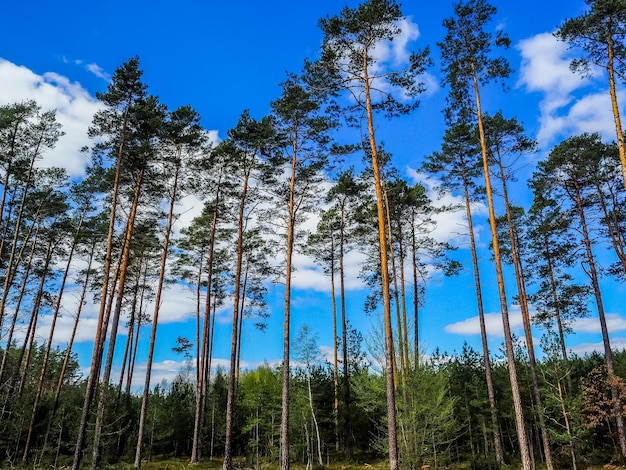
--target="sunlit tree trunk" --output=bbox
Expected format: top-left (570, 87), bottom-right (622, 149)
top-left (472, 66), bottom-right (532, 470)
top-left (363, 48), bottom-right (399, 470)
top-left (279, 150), bottom-right (298, 470)
top-left (339, 202), bottom-right (351, 459)
top-left (223, 163), bottom-right (252, 470)
top-left (72, 94), bottom-right (129, 470)
top-left (606, 23), bottom-right (626, 191)
top-left (190, 179), bottom-right (222, 463)
top-left (460, 162), bottom-right (504, 464)
top-left (495, 155), bottom-right (553, 470)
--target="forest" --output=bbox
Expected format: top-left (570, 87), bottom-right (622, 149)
top-left (2, 0), bottom-right (626, 469)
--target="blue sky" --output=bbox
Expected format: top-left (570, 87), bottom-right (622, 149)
top-left (2, 0), bottom-right (626, 385)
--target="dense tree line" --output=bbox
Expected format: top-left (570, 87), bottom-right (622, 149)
top-left (2, 0), bottom-right (626, 468)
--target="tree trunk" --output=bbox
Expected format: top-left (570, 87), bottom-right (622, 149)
top-left (279, 151), bottom-right (298, 470)
top-left (339, 202), bottom-right (352, 459)
top-left (72, 101), bottom-right (130, 470)
top-left (363, 47), bottom-right (399, 470)
top-left (410, 209), bottom-right (420, 366)
top-left (606, 22), bottom-right (626, 191)
top-left (572, 178), bottom-right (626, 459)
top-left (135, 160), bottom-right (181, 469)
top-left (191, 175), bottom-right (222, 463)
top-left (223, 165), bottom-right (252, 470)
top-left (53, 244), bottom-right (95, 414)
top-left (329, 229), bottom-right (340, 452)
top-left (22, 210), bottom-right (85, 461)
top-left (0, 225), bottom-right (39, 390)
top-left (472, 65), bottom-right (532, 470)
top-left (460, 162), bottom-right (504, 465)
top-left (496, 154), bottom-right (553, 470)
top-left (16, 236), bottom-right (56, 399)
top-left (384, 190), bottom-right (407, 386)
top-left (92, 165), bottom-right (145, 470)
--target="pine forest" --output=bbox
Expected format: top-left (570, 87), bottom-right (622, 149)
top-left (2, 0), bottom-right (626, 469)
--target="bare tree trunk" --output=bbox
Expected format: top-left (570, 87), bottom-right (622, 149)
top-left (92, 166), bottom-right (145, 470)
top-left (0, 225), bottom-right (39, 390)
top-left (572, 179), bottom-right (626, 459)
top-left (384, 191), bottom-right (407, 386)
top-left (135, 161), bottom-right (181, 469)
top-left (190, 251), bottom-right (208, 463)
top-left (472, 65), bottom-right (532, 470)
top-left (23, 211), bottom-right (85, 461)
top-left (410, 210), bottom-right (420, 366)
top-left (54, 244), bottom-right (94, 413)
top-left (363, 48), bottom-right (399, 470)
top-left (224, 166), bottom-right (252, 470)
top-left (16, 237), bottom-right (56, 399)
top-left (236, 260), bottom-right (249, 382)
top-left (306, 373), bottom-right (323, 466)
top-left (279, 151), bottom-right (298, 470)
top-left (460, 162), bottom-right (504, 465)
top-left (495, 155), bottom-right (553, 470)
top-left (116, 262), bottom-right (143, 402)
top-left (607, 26), bottom-right (626, 191)
top-left (127, 261), bottom-right (148, 396)
top-left (0, 127), bottom-right (47, 332)
top-left (339, 204), bottom-right (352, 459)
top-left (329, 230), bottom-right (340, 452)
top-left (394, 213), bottom-right (410, 373)
top-left (72, 101), bottom-right (130, 470)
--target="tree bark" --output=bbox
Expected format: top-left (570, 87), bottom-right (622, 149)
top-left (363, 46), bottom-right (399, 470)
top-left (472, 65), bottom-right (532, 470)
top-left (460, 162), bottom-right (504, 465)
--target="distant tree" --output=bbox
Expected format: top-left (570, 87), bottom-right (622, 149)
top-left (293, 325), bottom-right (324, 467)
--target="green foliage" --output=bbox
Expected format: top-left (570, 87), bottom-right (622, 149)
top-left (439, 0), bottom-right (511, 120)
top-left (555, 0), bottom-right (626, 79)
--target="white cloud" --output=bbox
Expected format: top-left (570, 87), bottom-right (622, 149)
top-left (444, 304), bottom-right (529, 337)
top-left (370, 17), bottom-right (420, 66)
top-left (518, 33), bottom-right (584, 103)
top-left (517, 33), bottom-right (622, 148)
top-left (85, 63), bottom-right (110, 81)
top-left (569, 337), bottom-right (626, 357)
top-left (0, 58), bottom-right (102, 177)
top-left (153, 283), bottom-right (201, 324)
top-left (571, 313), bottom-right (626, 334)
top-left (406, 167), bottom-right (488, 248)
top-left (290, 248), bottom-right (367, 293)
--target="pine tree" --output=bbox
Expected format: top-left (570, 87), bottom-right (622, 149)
top-left (305, 3), bottom-right (430, 466)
